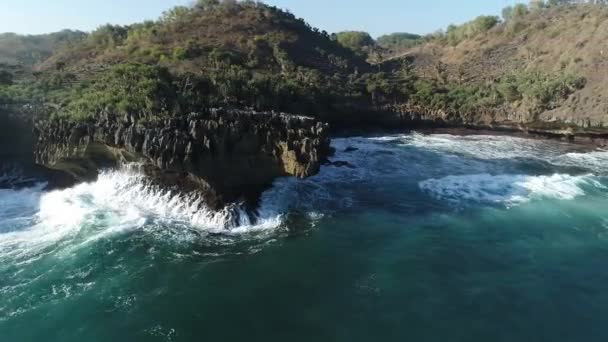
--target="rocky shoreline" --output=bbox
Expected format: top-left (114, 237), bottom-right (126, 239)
top-left (33, 108), bottom-right (331, 209)
top-left (339, 105), bottom-right (608, 148)
top-left (3, 104), bottom-right (607, 212)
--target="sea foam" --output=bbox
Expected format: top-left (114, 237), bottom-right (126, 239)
top-left (0, 168), bottom-right (285, 263)
top-left (419, 173), bottom-right (606, 205)
top-left (37, 168), bottom-right (284, 233)
top-left (2, 133), bottom-right (608, 262)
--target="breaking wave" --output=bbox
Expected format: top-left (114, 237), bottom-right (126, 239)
top-left (405, 133), bottom-right (568, 161)
top-left (0, 168), bottom-right (287, 264)
top-left (2, 132), bottom-right (608, 264)
top-left (35, 169), bottom-right (282, 232)
top-left (419, 173), bottom-right (607, 205)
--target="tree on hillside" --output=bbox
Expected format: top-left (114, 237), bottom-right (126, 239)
top-left (195, 0), bottom-right (220, 10)
top-left (334, 31), bottom-right (375, 57)
top-left (445, 15), bottom-right (499, 46)
top-left (377, 32), bottom-right (422, 50)
top-left (89, 25), bottom-right (128, 48)
top-left (160, 6), bottom-right (191, 23)
top-left (529, 0), bottom-right (547, 11)
top-left (502, 4), bottom-right (529, 21)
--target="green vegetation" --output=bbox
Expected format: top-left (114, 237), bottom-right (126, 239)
top-left (0, 71), bottom-right (78, 109)
top-left (0, 0), bottom-right (593, 128)
top-left (333, 31), bottom-right (376, 57)
top-left (498, 71), bottom-right (585, 113)
top-left (409, 70), bottom-right (585, 116)
top-left (377, 33), bottom-right (422, 51)
top-left (431, 0), bottom-right (608, 46)
top-left (443, 16), bottom-right (500, 46)
top-left (0, 1), bottom-right (380, 123)
top-left (61, 64), bottom-right (175, 121)
top-left (502, 3), bottom-right (529, 21)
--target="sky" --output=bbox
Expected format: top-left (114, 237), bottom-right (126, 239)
top-left (0, 0), bottom-right (527, 37)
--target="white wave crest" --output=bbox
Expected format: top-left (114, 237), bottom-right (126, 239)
top-left (3, 133), bottom-right (608, 262)
top-left (392, 132), bottom-right (608, 174)
top-left (0, 169), bottom-right (285, 262)
top-left (40, 169), bottom-right (284, 233)
top-left (419, 173), bottom-right (606, 205)
top-left (403, 132), bottom-right (585, 162)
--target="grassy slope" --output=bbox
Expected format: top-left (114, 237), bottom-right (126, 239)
top-left (398, 4), bottom-right (608, 128)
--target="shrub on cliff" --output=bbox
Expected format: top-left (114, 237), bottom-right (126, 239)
top-left (409, 70), bottom-right (585, 117)
top-left (377, 33), bottom-right (422, 51)
top-left (62, 64), bottom-right (175, 121)
top-left (43, 60), bottom-right (370, 122)
top-left (505, 71), bottom-right (586, 114)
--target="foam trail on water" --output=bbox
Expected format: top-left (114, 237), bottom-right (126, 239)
top-left (420, 173), bottom-right (606, 205)
top-left (403, 133), bottom-right (572, 161)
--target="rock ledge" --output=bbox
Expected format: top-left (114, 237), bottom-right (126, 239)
top-left (34, 108), bottom-right (331, 209)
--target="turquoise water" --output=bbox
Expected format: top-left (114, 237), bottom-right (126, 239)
top-left (2, 132), bottom-right (608, 341)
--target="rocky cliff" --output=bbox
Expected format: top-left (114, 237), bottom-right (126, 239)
top-left (0, 111), bottom-right (34, 163)
top-left (0, 110), bottom-right (76, 189)
top-left (34, 109), bottom-right (331, 209)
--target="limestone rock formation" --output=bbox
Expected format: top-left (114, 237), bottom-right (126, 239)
top-left (34, 109), bottom-right (331, 209)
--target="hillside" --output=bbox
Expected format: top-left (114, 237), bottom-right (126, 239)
top-left (18, 1), bottom-right (380, 124)
top-left (0, 30), bottom-right (85, 68)
top-left (3, 0), bottom-right (608, 135)
top-left (0, 1), bottom-right (342, 207)
top-left (390, 2), bottom-right (608, 130)
top-left (41, 4), bottom-right (369, 74)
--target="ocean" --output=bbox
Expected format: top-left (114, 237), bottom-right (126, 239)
top-left (2, 132), bottom-right (608, 341)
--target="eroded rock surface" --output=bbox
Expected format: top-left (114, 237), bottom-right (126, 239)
top-left (34, 109), bottom-right (331, 208)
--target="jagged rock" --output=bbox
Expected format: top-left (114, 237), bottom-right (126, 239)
top-left (33, 108), bottom-right (331, 209)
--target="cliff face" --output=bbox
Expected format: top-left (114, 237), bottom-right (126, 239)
top-left (0, 111), bottom-right (77, 189)
top-left (34, 109), bottom-right (331, 209)
top-left (0, 111), bottom-right (34, 163)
